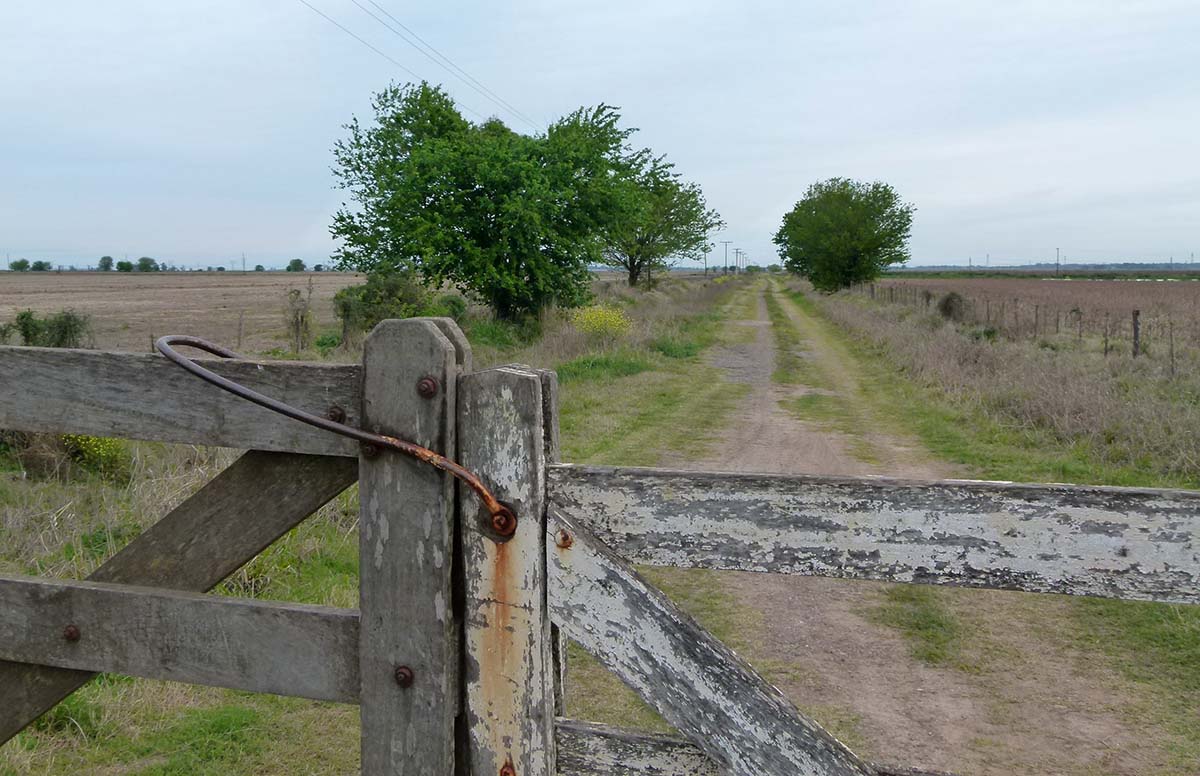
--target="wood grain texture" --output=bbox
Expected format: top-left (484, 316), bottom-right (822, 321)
top-left (537, 369), bottom-right (568, 719)
top-left (0, 346), bottom-right (360, 455)
top-left (548, 465), bottom-right (1200, 604)
top-left (0, 575), bottom-right (358, 702)
top-left (547, 509), bottom-right (873, 776)
top-left (553, 720), bottom-right (958, 776)
top-left (358, 318), bottom-right (458, 776)
top-left (459, 366), bottom-right (555, 776)
top-left (0, 450), bottom-right (356, 743)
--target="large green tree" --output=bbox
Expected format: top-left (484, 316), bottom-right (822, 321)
top-left (601, 154), bottom-right (723, 287)
top-left (9, 259), bottom-right (30, 271)
top-left (331, 82), bottom-right (633, 318)
top-left (98, 255), bottom-right (114, 271)
top-left (773, 178), bottom-right (914, 292)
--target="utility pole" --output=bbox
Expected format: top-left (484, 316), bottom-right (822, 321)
top-left (720, 241), bottom-right (732, 274)
top-left (1056, 247), bottom-right (1060, 276)
top-left (242, 252), bottom-right (246, 274)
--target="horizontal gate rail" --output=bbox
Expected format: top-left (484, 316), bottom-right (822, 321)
top-left (548, 465), bottom-right (1200, 604)
top-left (0, 346), bottom-right (361, 456)
top-left (547, 509), bottom-right (874, 776)
top-left (0, 575), bottom-right (358, 703)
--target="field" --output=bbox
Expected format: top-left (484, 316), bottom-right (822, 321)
top-left (0, 272), bottom-right (362, 353)
top-left (1, 271), bottom-right (1198, 775)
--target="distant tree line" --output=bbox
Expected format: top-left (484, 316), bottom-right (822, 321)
top-left (6, 256), bottom-right (328, 272)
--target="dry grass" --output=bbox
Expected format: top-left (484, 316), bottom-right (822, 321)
top-left (803, 282), bottom-right (1200, 485)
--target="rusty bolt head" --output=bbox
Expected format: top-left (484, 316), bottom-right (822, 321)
top-left (490, 506), bottom-right (518, 539)
top-left (63, 624), bottom-right (81, 642)
top-left (416, 376), bottom-right (439, 399)
top-left (361, 442), bottom-right (380, 459)
top-left (555, 529), bottom-right (573, 549)
top-left (499, 761), bottom-right (516, 776)
top-left (325, 405), bottom-right (346, 424)
top-left (394, 665), bottom-right (414, 688)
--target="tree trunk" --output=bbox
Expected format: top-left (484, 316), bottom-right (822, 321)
top-left (627, 264), bottom-right (641, 287)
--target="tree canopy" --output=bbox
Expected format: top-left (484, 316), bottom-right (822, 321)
top-left (136, 256), bottom-right (159, 272)
top-left (331, 82), bottom-right (638, 318)
top-left (286, 259), bottom-right (306, 272)
top-left (601, 153), bottom-right (723, 287)
top-left (9, 259), bottom-right (29, 271)
top-left (98, 256), bottom-right (113, 271)
top-left (773, 178), bottom-right (914, 292)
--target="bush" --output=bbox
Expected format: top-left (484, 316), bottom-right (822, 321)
top-left (9, 309), bottom-right (91, 348)
top-left (61, 434), bottom-right (132, 481)
top-left (937, 292), bottom-right (966, 322)
top-left (333, 272), bottom-right (441, 340)
top-left (570, 305), bottom-right (632, 341)
top-left (652, 336), bottom-right (702, 359)
top-left (315, 332), bottom-right (341, 356)
top-left (437, 293), bottom-right (468, 321)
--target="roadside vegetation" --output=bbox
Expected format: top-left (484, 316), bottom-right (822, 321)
top-left (0, 273), bottom-right (749, 774)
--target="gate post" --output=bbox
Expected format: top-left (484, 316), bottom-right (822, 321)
top-left (457, 366), bottom-right (556, 776)
top-left (359, 319), bottom-right (461, 775)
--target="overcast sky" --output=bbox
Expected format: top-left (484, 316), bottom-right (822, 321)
top-left (2, 1), bottom-right (1197, 269)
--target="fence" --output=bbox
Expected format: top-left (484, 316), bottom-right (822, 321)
top-left (1, 317), bottom-right (1198, 775)
top-left (853, 280), bottom-right (1199, 368)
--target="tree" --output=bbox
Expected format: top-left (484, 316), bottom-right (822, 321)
top-left (116, 260), bottom-right (134, 272)
top-left (774, 178), bottom-right (914, 292)
top-left (9, 259), bottom-right (30, 271)
top-left (98, 255), bottom-right (114, 271)
top-left (286, 259), bottom-right (306, 272)
top-left (601, 154), bottom-right (723, 287)
top-left (331, 82), bottom-right (633, 318)
top-left (30, 260), bottom-right (52, 271)
top-left (313, 264), bottom-right (326, 272)
top-left (254, 264), bottom-right (266, 272)
top-left (136, 256), bottom-right (159, 272)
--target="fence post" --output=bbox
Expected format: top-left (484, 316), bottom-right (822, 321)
top-left (1132, 309), bottom-right (1141, 358)
top-left (359, 319), bottom-right (460, 776)
top-left (458, 365), bottom-right (556, 776)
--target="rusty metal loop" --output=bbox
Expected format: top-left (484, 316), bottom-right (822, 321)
top-left (154, 335), bottom-right (515, 529)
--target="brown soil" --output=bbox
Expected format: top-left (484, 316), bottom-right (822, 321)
top-left (665, 281), bottom-right (1173, 776)
top-left (0, 271), bottom-right (361, 352)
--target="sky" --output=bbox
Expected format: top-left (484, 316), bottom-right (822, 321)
top-left (1, 1), bottom-right (1197, 270)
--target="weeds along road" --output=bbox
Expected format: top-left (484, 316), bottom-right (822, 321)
top-left (645, 278), bottom-right (1181, 776)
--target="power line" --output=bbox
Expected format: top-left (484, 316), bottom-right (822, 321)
top-left (358, 0), bottom-right (540, 130)
top-left (294, 0), bottom-right (487, 121)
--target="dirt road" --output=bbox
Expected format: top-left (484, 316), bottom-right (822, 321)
top-left (665, 280), bottom-right (1174, 776)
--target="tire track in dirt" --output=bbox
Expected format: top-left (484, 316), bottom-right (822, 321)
top-left (662, 280), bottom-right (1174, 776)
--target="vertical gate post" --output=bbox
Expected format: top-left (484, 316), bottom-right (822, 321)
top-left (359, 319), bottom-right (460, 775)
top-left (458, 366), bottom-right (556, 776)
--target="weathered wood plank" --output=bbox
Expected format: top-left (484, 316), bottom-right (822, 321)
top-left (459, 367), bottom-right (555, 776)
top-left (358, 319), bottom-right (458, 776)
top-left (0, 575), bottom-right (358, 702)
top-left (547, 509), bottom-right (873, 776)
top-left (547, 465), bottom-right (1200, 604)
top-left (537, 369), bottom-right (568, 719)
top-left (0, 346), bottom-right (360, 455)
top-left (553, 720), bottom-right (959, 776)
top-left (0, 450), bottom-right (357, 743)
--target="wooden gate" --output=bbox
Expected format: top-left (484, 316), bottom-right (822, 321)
top-left (1, 317), bottom-right (1197, 775)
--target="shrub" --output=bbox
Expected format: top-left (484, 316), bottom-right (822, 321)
top-left (937, 292), bottom-right (966, 322)
top-left (61, 434), bottom-right (131, 481)
top-left (652, 336), bottom-right (702, 359)
top-left (437, 293), bottom-right (468, 321)
top-left (283, 286), bottom-right (314, 354)
top-left (333, 272), bottom-right (441, 341)
top-left (570, 305), bottom-right (632, 341)
top-left (315, 332), bottom-right (341, 356)
top-left (10, 309), bottom-right (91, 348)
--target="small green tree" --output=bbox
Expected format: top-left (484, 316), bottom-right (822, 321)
top-left (97, 256), bottom-right (114, 271)
top-left (601, 154), bottom-right (723, 287)
top-left (313, 263), bottom-right (326, 272)
top-left (331, 82), bottom-right (633, 318)
top-left (9, 259), bottom-right (30, 271)
top-left (116, 260), bottom-right (134, 272)
top-left (773, 178), bottom-right (914, 292)
top-left (136, 256), bottom-right (159, 272)
top-left (254, 264), bottom-right (266, 272)
top-left (30, 261), bottom-right (52, 271)
top-left (286, 259), bottom-right (306, 272)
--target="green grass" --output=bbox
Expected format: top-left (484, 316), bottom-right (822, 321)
top-left (866, 586), bottom-right (969, 667)
top-left (556, 351), bottom-right (653, 382)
